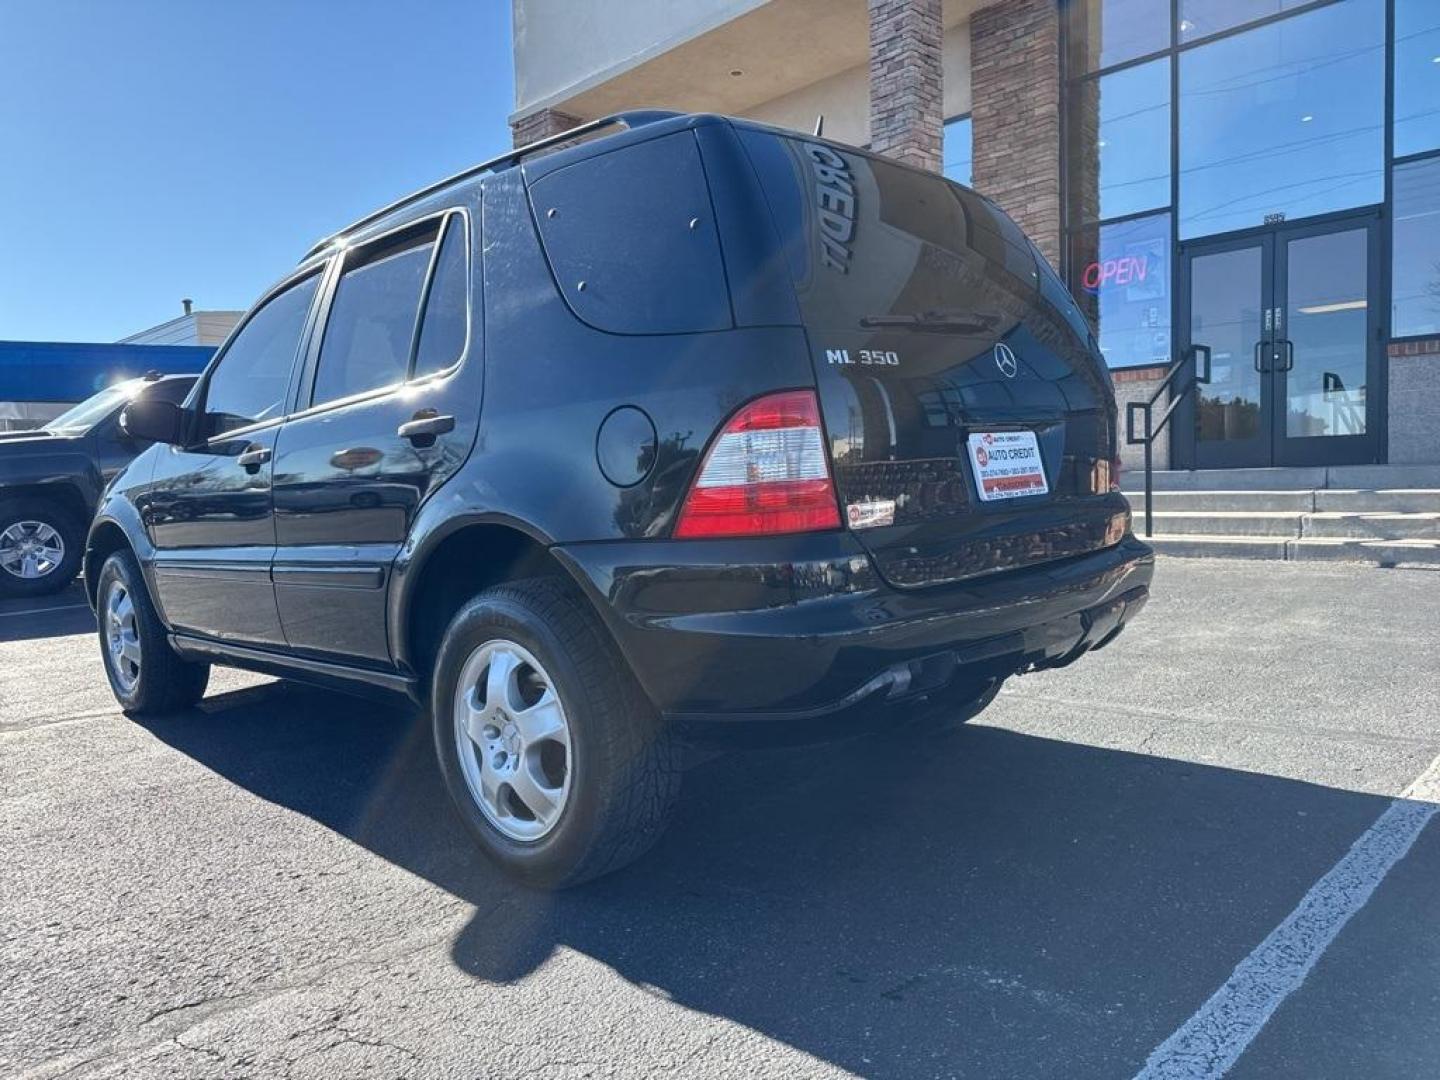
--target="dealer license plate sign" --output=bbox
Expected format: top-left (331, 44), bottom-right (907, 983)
top-left (966, 431), bottom-right (1048, 502)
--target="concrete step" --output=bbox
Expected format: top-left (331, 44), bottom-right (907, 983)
top-left (1121, 463), bottom-right (1440, 493)
top-left (1148, 511), bottom-right (1303, 537)
top-left (1312, 489), bottom-right (1440, 513)
top-left (1288, 537), bottom-right (1440, 567)
top-left (1148, 534), bottom-right (1440, 566)
top-left (1300, 512), bottom-right (1440, 540)
top-left (1137, 490), bottom-right (1317, 512)
top-left (1147, 535), bottom-right (1292, 560)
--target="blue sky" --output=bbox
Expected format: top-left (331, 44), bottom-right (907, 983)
top-left (0, 1), bottom-right (514, 343)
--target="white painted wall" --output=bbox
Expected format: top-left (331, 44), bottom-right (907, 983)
top-left (514, 0), bottom-right (766, 114)
top-left (740, 19), bottom-right (971, 148)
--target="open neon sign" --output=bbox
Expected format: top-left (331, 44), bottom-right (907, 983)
top-left (1082, 254), bottom-right (1150, 292)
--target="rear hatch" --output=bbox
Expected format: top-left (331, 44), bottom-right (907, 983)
top-left (735, 126), bottom-right (1129, 588)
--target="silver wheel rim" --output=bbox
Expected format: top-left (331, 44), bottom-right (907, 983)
top-left (452, 639), bottom-right (574, 843)
top-left (104, 581), bottom-right (142, 692)
top-left (0, 520), bottom-right (64, 580)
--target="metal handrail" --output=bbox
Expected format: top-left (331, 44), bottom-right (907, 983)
top-left (1125, 344), bottom-right (1211, 537)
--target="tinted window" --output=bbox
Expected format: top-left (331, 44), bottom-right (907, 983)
top-left (1177, 0), bottom-right (1384, 239)
top-left (1180, 0), bottom-right (1323, 43)
top-left (413, 215), bottom-right (469, 378)
top-left (1066, 0), bottom-right (1169, 74)
top-left (1068, 58), bottom-right (1170, 224)
top-left (1068, 211), bottom-right (1171, 369)
top-left (1394, 0), bottom-right (1440, 157)
top-left (1392, 157), bottom-right (1440, 338)
top-left (529, 131), bottom-right (731, 334)
top-left (205, 274), bottom-right (319, 436)
top-left (943, 116), bottom-right (973, 186)
top-left (311, 234), bottom-right (434, 406)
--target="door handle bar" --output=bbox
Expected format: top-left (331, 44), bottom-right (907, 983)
top-left (236, 445), bottom-right (271, 472)
top-left (398, 412), bottom-right (455, 446)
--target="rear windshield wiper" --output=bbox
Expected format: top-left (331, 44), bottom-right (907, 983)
top-left (859, 311), bottom-right (1001, 334)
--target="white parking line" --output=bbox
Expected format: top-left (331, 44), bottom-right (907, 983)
top-left (1134, 752), bottom-right (1440, 1080)
top-left (0, 603), bottom-right (90, 619)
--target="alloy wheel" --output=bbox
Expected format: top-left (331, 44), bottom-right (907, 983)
top-left (0, 520), bottom-right (64, 580)
top-left (452, 639), bottom-right (574, 842)
top-left (104, 581), bottom-right (142, 692)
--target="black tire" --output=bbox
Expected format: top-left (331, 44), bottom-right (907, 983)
top-left (96, 549), bottom-right (210, 714)
top-left (904, 675), bottom-right (1006, 735)
top-left (431, 577), bottom-right (681, 889)
top-left (0, 497), bottom-right (84, 598)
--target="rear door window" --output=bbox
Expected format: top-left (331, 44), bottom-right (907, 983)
top-left (310, 230), bottom-right (436, 406)
top-left (413, 214), bottom-right (469, 379)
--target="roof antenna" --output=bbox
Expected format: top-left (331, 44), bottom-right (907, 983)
top-left (813, 114), bottom-right (825, 138)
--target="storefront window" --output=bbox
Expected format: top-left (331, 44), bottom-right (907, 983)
top-left (943, 116), bottom-right (973, 186)
top-left (1178, 0), bottom-right (1310, 44)
top-left (1177, 0), bottom-right (1384, 239)
top-left (1068, 211), bottom-right (1172, 369)
top-left (1394, 0), bottom-right (1440, 157)
top-left (1392, 157), bottom-right (1440, 338)
top-left (1066, 0), bottom-right (1169, 75)
top-left (1068, 58), bottom-right (1170, 224)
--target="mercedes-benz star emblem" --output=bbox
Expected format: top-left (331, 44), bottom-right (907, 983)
top-left (993, 342), bottom-right (1019, 378)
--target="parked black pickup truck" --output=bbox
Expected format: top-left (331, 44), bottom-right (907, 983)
top-left (0, 374), bottom-right (197, 596)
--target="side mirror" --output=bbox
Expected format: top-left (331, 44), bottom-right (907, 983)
top-left (120, 399), bottom-right (186, 445)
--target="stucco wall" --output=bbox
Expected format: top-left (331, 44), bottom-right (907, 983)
top-left (741, 20), bottom-right (970, 148)
top-left (513, 0), bottom-right (765, 114)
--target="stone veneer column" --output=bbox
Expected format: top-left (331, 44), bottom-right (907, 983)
top-left (867, 0), bottom-right (944, 173)
top-left (970, 0), bottom-right (1063, 269)
top-left (510, 107), bottom-right (582, 149)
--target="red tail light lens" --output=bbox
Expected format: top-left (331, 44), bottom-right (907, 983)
top-left (674, 390), bottom-right (841, 539)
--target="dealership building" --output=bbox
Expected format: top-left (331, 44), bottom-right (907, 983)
top-left (510, 0), bottom-right (1440, 477)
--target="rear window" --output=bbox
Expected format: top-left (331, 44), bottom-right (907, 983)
top-left (527, 131), bottom-right (731, 335)
top-left (737, 130), bottom-right (1085, 349)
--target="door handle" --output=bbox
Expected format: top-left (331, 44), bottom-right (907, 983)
top-left (236, 445), bottom-right (271, 473)
top-left (1277, 339), bottom-right (1295, 372)
top-left (397, 411), bottom-right (455, 447)
top-left (1188, 343), bottom-right (1212, 384)
top-left (1253, 341), bottom-right (1269, 373)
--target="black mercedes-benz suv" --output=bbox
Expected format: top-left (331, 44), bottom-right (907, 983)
top-left (90, 112), bottom-right (1152, 887)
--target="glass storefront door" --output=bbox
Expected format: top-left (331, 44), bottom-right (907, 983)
top-left (1178, 214), bottom-right (1381, 469)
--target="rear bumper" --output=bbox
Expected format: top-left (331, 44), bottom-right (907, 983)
top-left (553, 532), bottom-right (1154, 728)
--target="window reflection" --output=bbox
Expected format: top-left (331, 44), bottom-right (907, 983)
top-left (1191, 246), bottom-right (1263, 444)
top-left (1178, 0), bottom-right (1310, 43)
top-left (1392, 157), bottom-right (1440, 338)
top-left (1285, 229), bottom-right (1368, 437)
top-left (1068, 212), bottom-right (1171, 369)
top-left (1177, 0), bottom-right (1384, 239)
top-left (1068, 58), bottom-right (1170, 224)
top-left (1066, 0), bottom-right (1169, 75)
top-left (943, 116), bottom-right (973, 186)
top-left (1394, 0), bottom-right (1440, 157)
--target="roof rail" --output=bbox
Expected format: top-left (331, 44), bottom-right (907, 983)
top-left (301, 110), bottom-right (683, 261)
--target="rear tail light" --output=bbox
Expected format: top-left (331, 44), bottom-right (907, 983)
top-left (674, 389), bottom-right (841, 539)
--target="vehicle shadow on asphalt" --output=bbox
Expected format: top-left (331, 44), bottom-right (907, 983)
top-left (0, 583), bottom-right (94, 643)
top-left (138, 680), bottom-right (1401, 1078)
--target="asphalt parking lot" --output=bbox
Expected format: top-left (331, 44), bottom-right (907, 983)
top-left (3, 557), bottom-right (1439, 1080)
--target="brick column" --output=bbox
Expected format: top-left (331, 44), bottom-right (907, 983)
top-left (970, 0), bottom-right (1063, 269)
top-left (510, 107), bottom-right (582, 149)
top-left (867, 0), bottom-right (944, 173)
